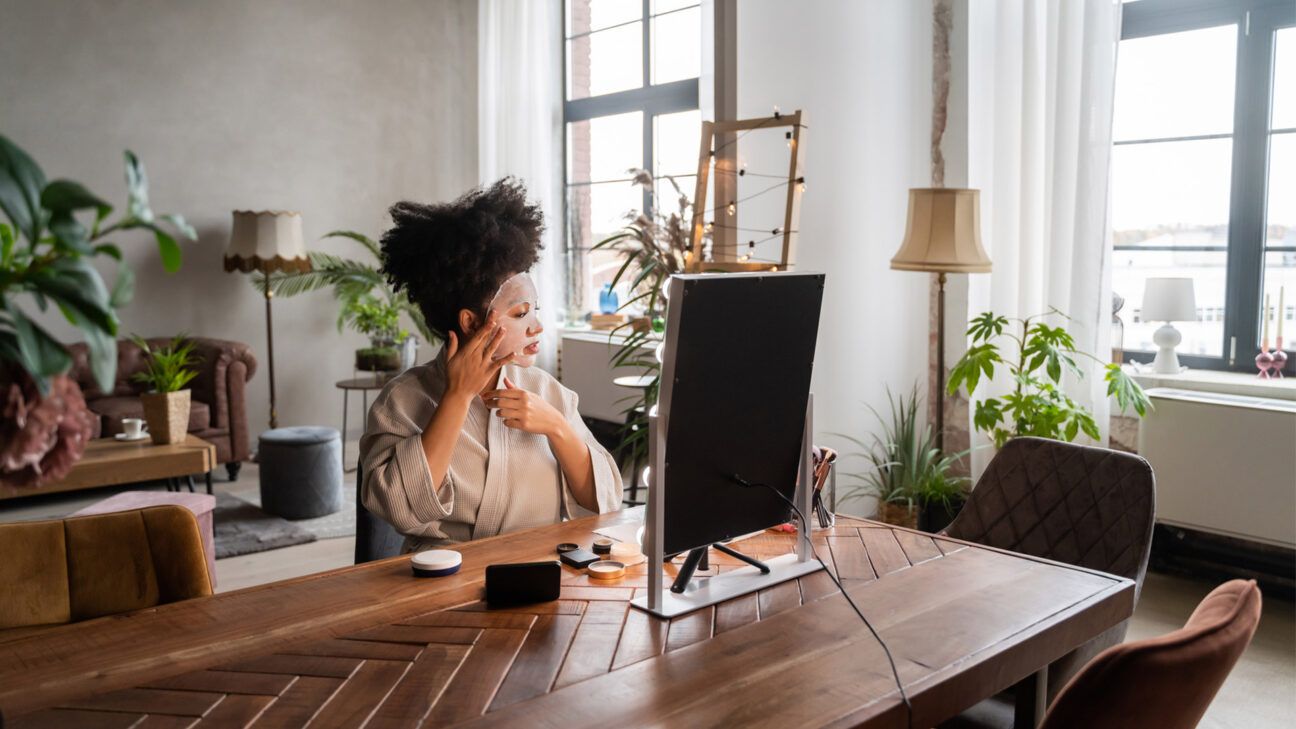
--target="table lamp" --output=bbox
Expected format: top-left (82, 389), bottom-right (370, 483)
top-left (224, 210), bottom-right (311, 429)
top-left (1141, 277), bottom-right (1196, 375)
top-left (891, 188), bottom-right (992, 453)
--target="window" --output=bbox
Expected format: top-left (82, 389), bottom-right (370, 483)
top-left (1113, 0), bottom-right (1295, 369)
top-left (563, 0), bottom-right (701, 320)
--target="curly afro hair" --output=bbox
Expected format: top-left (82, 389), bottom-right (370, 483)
top-left (380, 178), bottom-right (544, 340)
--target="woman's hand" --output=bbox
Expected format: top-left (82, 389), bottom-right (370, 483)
top-left (444, 312), bottom-right (515, 401)
top-left (483, 377), bottom-right (568, 439)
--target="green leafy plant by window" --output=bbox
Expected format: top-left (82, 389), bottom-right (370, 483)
top-left (592, 169), bottom-right (697, 463)
top-left (947, 310), bottom-right (1152, 449)
top-left (251, 230), bottom-right (432, 343)
top-left (0, 135), bottom-right (195, 393)
top-left (837, 386), bottom-right (971, 512)
top-left (129, 334), bottom-right (200, 393)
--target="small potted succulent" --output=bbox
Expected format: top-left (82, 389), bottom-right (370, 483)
top-left (344, 295), bottom-right (406, 373)
top-left (131, 334), bottom-right (200, 445)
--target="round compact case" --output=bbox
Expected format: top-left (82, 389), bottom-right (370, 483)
top-left (411, 549), bottom-right (462, 578)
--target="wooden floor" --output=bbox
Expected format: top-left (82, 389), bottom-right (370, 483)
top-left (1, 451), bottom-right (1292, 728)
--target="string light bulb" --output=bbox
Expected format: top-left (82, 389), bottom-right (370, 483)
top-left (704, 221), bottom-right (714, 233)
top-left (797, 176), bottom-right (806, 193)
top-left (772, 105), bottom-right (781, 118)
top-left (727, 201), bottom-right (736, 216)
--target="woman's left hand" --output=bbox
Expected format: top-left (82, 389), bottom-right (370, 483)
top-left (483, 377), bottom-right (569, 439)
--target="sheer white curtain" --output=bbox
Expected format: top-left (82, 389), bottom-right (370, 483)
top-left (965, 0), bottom-right (1122, 472)
top-left (478, 0), bottom-right (564, 372)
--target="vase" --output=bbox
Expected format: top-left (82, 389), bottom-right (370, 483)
top-left (140, 389), bottom-right (190, 445)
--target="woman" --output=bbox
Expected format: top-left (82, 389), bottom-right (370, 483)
top-left (360, 179), bottom-right (623, 550)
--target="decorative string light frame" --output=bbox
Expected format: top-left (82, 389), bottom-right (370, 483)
top-left (688, 109), bottom-right (806, 273)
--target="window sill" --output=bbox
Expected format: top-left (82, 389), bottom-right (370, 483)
top-left (1125, 365), bottom-right (1296, 402)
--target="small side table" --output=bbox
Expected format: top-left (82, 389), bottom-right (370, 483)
top-left (336, 376), bottom-right (392, 471)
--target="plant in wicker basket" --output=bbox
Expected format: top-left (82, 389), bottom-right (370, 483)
top-left (0, 134), bottom-right (193, 486)
top-left (130, 334), bottom-right (200, 445)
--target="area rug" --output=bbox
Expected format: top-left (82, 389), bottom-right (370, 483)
top-left (225, 480), bottom-right (357, 542)
top-left (213, 493), bottom-right (317, 559)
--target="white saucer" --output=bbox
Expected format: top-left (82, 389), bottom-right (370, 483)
top-left (115, 432), bottom-right (150, 442)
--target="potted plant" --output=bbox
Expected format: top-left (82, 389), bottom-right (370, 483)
top-left (251, 230), bottom-right (432, 369)
top-left (0, 135), bottom-right (194, 487)
top-left (344, 295), bottom-right (406, 372)
top-left (947, 310), bottom-right (1152, 448)
top-left (131, 334), bottom-right (200, 445)
top-left (591, 169), bottom-right (700, 464)
top-left (837, 386), bottom-right (970, 531)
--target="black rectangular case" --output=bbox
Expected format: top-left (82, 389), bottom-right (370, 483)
top-left (484, 561), bottom-right (561, 605)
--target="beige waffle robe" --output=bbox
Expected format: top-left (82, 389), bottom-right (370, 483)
top-left (360, 351), bottom-right (623, 550)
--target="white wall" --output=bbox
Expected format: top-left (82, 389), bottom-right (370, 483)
top-left (737, 0), bottom-right (933, 514)
top-left (0, 0), bottom-right (477, 445)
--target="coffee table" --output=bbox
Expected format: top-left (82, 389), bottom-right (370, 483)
top-left (0, 435), bottom-right (218, 500)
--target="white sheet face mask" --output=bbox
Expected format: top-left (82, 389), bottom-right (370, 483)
top-left (485, 272), bottom-right (542, 367)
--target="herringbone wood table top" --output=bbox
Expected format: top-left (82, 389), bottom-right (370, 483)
top-left (1, 510), bottom-right (1133, 728)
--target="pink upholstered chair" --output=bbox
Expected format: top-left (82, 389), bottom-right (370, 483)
top-left (1040, 579), bottom-right (1262, 729)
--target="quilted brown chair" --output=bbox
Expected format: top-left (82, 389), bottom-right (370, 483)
top-left (0, 505), bottom-right (213, 632)
top-left (1041, 579), bottom-right (1262, 729)
top-left (66, 336), bottom-right (258, 481)
top-left (941, 437), bottom-right (1156, 726)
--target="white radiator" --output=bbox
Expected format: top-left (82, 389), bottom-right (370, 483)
top-left (1138, 388), bottom-right (1296, 549)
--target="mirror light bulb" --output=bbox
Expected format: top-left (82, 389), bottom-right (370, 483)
top-left (655, 343), bottom-right (665, 363)
top-left (641, 466), bottom-right (652, 488)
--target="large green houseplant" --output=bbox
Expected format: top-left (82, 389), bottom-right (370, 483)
top-left (947, 310), bottom-right (1151, 448)
top-left (0, 135), bottom-right (194, 487)
top-left (252, 230), bottom-right (431, 371)
top-left (591, 169), bottom-right (696, 464)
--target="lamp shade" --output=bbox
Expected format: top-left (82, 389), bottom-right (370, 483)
top-left (891, 188), bottom-right (992, 273)
top-left (224, 210), bottom-right (310, 274)
top-left (1141, 277), bottom-right (1197, 322)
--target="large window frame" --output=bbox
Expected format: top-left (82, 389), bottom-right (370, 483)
top-left (1118, 0), bottom-right (1295, 370)
top-left (562, 1), bottom-right (701, 318)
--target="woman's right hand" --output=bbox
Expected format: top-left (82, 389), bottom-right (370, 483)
top-left (444, 311), bottom-right (515, 400)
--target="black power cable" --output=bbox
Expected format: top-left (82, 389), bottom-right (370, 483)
top-left (732, 474), bottom-right (914, 729)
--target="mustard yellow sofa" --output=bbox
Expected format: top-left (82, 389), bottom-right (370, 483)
top-left (0, 505), bottom-right (212, 631)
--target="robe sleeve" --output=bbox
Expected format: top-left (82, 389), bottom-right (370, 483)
top-left (359, 382), bottom-right (455, 534)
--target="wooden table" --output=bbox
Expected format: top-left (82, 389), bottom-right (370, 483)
top-left (0, 509), bottom-right (1134, 728)
top-left (0, 434), bottom-right (218, 500)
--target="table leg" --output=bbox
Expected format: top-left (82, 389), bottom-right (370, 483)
top-left (342, 389), bottom-right (354, 473)
top-left (205, 471), bottom-right (213, 495)
top-left (1013, 666), bottom-right (1047, 729)
top-left (186, 475), bottom-right (197, 494)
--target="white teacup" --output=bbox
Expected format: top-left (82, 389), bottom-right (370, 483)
top-left (122, 418), bottom-right (147, 438)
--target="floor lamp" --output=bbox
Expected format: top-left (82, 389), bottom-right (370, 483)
top-left (890, 188), bottom-right (992, 453)
top-left (224, 210), bottom-right (311, 430)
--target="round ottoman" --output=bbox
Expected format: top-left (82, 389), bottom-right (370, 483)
top-left (258, 426), bottom-right (343, 519)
